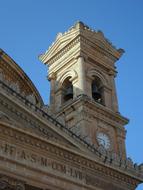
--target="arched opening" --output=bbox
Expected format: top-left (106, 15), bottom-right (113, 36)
top-left (91, 77), bottom-right (103, 104)
top-left (62, 77), bottom-right (73, 103)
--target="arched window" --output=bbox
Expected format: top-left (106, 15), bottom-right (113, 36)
top-left (91, 77), bottom-right (103, 104)
top-left (62, 77), bottom-right (73, 103)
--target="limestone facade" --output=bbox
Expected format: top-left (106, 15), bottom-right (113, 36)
top-left (0, 22), bottom-right (143, 190)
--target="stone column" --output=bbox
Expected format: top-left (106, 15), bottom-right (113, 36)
top-left (77, 56), bottom-right (86, 96)
top-left (109, 70), bottom-right (119, 112)
top-left (48, 73), bottom-right (56, 112)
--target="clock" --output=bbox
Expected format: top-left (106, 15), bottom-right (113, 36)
top-left (96, 132), bottom-right (111, 150)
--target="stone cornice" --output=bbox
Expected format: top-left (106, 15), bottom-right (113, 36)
top-left (0, 79), bottom-right (142, 183)
top-left (0, 79), bottom-right (94, 153)
top-left (40, 36), bottom-right (80, 65)
top-left (0, 122), bottom-right (141, 188)
top-left (58, 95), bottom-right (129, 127)
top-left (85, 98), bottom-right (129, 126)
top-left (40, 35), bottom-right (120, 66)
top-left (39, 22), bottom-right (124, 66)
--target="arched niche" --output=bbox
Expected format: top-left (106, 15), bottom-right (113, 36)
top-left (57, 70), bottom-right (77, 105)
top-left (87, 69), bottom-right (108, 105)
top-left (62, 76), bottom-right (73, 103)
top-left (57, 69), bottom-right (78, 88)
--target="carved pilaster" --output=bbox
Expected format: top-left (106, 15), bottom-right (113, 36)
top-left (116, 128), bottom-right (127, 159)
top-left (109, 70), bottom-right (119, 112)
top-left (48, 72), bottom-right (56, 113)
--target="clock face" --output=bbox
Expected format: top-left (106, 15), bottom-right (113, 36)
top-left (96, 132), bottom-right (111, 150)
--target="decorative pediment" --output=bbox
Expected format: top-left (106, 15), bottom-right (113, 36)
top-left (82, 29), bottom-right (124, 58)
top-left (39, 21), bottom-right (124, 65)
top-left (40, 28), bottom-right (79, 64)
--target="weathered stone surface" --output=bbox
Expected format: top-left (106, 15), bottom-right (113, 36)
top-left (0, 22), bottom-right (142, 190)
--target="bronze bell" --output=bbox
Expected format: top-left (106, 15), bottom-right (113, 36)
top-left (64, 86), bottom-right (73, 101)
top-left (92, 85), bottom-right (102, 102)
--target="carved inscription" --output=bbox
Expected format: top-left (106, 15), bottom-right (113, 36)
top-left (0, 141), bottom-right (129, 189)
top-left (0, 141), bottom-right (83, 181)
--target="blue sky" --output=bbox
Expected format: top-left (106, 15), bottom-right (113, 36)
top-left (0, 1), bottom-right (143, 189)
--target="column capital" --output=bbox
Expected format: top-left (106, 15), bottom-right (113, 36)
top-left (48, 72), bottom-right (57, 81)
top-left (74, 54), bottom-right (88, 62)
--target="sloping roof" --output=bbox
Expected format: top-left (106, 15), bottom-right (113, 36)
top-left (0, 49), bottom-right (44, 106)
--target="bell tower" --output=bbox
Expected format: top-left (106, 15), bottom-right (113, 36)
top-left (39, 22), bottom-right (128, 159)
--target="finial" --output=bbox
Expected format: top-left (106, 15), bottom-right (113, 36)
top-left (74, 20), bottom-right (85, 29)
top-left (118, 48), bottom-right (125, 56)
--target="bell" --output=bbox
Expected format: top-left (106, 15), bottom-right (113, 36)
top-left (92, 84), bottom-right (102, 102)
top-left (64, 86), bottom-right (73, 101)
top-left (92, 91), bottom-right (102, 102)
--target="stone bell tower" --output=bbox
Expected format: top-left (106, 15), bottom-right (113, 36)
top-left (39, 22), bottom-right (128, 159)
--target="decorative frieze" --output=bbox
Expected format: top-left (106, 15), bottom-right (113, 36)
top-left (40, 21), bottom-right (123, 66)
top-left (0, 122), bottom-right (141, 188)
top-left (0, 137), bottom-right (139, 189)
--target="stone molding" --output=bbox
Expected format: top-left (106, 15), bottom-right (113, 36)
top-left (87, 68), bottom-right (109, 86)
top-left (0, 78), bottom-right (98, 150)
top-left (42, 36), bottom-right (80, 65)
top-left (0, 71), bottom-right (37, 105)
top-left (0, 78), bottom-right (143, 183)
top-left (57, 69), bottom-right (78, 88)
top-left (59, 94), bottom-right (128, 126)
top-left (0, 79), bottom-right (94, 151)
top-left (0, 123), bottom-right (140, 189)
top-left (39, 22), bottom-right (123, 66)
top-left (41, 35), bottom-right (116, 66)
top-left (0, 50), bottom-right (43, 106)
top-left (0, 80), bottom-right (128, 152)
top-left (0, 98), bottom-right (74, 148)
